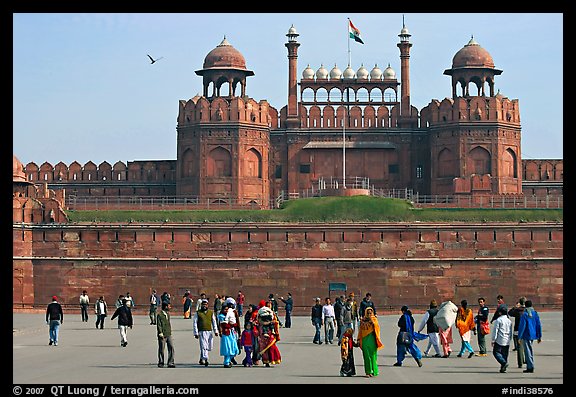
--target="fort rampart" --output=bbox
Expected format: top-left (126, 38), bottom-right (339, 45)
top-left (13, 222), bottom-right (563, 314)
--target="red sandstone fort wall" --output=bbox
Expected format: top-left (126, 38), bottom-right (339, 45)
top-left (13, 223), bottom-right (563, 313)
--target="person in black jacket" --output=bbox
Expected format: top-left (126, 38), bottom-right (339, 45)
top-left (417, 299), bottom-right (442, 357)
top-left (311, 297), bottom-right (324, 344)
top-left (46, 296), bottom-right (63, 346)
top-left (359, 293), bottom-right (376, 319)
top-left (334, 295), bottom-right (344, 343)
top-left (111, 298), bottom-right (133, 347)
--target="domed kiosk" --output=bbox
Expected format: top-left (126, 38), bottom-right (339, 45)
top-left (195, 37), bottom-right (254, 98)
top-left (443, 36), bottom-right (502, 97)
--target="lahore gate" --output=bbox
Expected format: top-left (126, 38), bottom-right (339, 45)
top-left (13, 22), bottom-right (563, 313)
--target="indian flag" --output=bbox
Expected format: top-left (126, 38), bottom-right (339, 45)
top-left (348, 19), bottom-right (364, 44)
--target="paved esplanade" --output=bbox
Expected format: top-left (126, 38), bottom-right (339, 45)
top-left (13, 312), bottom-right (562, 385)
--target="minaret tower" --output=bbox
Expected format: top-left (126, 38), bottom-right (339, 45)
top-left (397, 16), bottom-right (415, 128)
top-left (285, 25), bottom-right (300, 128)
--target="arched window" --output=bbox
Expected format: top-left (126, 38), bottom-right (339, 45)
top-left (244, 148), bottom-right (262, 178)
top-left (468, 146), bottom-right (491, 175)
top-left (207, 147), bottom-right (232, 177)
top-left (438, 148), bottom-right (457, 177)
top-left (181, 149), bottom-right (195, 178)
top-left (502, 148), bottom-right (517, 178)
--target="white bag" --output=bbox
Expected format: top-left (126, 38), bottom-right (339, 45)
top-left (434, 300), bottom-right (458, 330)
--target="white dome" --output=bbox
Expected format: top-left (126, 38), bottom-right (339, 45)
top-left (370, 64), bottom-right (382, 80)
top-left (342, 65), bottom-right (355, 80)
top-left (287, 25), bottom-right (298, 36)
top-left (329, 64), bottom-right (342, 80)
top-left (316, 64), bottom-right (329, 80)
top-left (302, 64), bottom-right (315, 79)
top-left (383, 63), bottom-right (396, 79)
top-left (356, 64), bottom-right (369, 79)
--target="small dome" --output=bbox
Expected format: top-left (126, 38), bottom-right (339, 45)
top-left (356, 64), bottom-right (369, 79)
top-left (202, 37), bottom-right (248, 70)
top-left (370, 64), bottom-right (382, 80)
top-left (329, 64), bottom-right (342, 80)
top-left (13, 155), bottom-right (26, 183)
top-left (342, 65), bottom-right (355, 80)
top-left (452, 36), bottom-right (495, 69)
top-left (383, 63), bottom-right (396, 79)
top-left (400, 26), bottom-right (410, 36)
top-left (302, 64), bottom-right (315, 79)
top-left (316, 64), bottom-right (329, 80)
top-left (287, 25), bottom-right (298, 36)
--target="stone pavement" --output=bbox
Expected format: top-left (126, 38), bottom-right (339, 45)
top-left (13, 311), bottom-right (562, 386)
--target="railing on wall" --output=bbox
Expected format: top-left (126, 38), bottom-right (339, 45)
top-left (66, 192), bottom-right (563, 211)
top-left (65, 196), bottom-right (275, 210)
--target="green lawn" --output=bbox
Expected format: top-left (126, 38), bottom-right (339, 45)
top-left (65, 196), bottom-right (563, 223)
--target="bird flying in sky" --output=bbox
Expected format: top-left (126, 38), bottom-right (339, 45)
top-left (147, 54), bottom-right (164, 64)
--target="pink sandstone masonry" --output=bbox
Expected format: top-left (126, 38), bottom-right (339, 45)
top-left (13, 222), bottom-right (563, 314)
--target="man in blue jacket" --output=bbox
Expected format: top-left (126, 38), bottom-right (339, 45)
top-left (517, 300), bottom-right (542, 373)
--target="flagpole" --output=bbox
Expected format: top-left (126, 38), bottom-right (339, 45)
top-left (343, 18), bottom-right (350, 189)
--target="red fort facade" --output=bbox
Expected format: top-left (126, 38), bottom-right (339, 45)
top-left (19, 25), bottom-right (562, 207)
top-left (13, 23), bottom-right (563, 312)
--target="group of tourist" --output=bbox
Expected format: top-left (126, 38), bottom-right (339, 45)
top-left (45, 290), bottom-right (543, 376)
top-left (310, 292), bottom-right (543, 377)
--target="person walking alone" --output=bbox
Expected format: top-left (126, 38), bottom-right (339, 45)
top-left (149, 289), bottom-right (159, 325)
top-left (156, 302), bottom-right (175, 368)
top-left (79, 290), bottom-right (90, 322)
top-left (95, 296), bottom-right (108, 329)
top-left (517, 300), bottom-right (542, 373)
top-left (279, 293), bottom-right (293, 328)
top-left (111, 298), bottom-right (133, 347)
top-left (46, 296), bottom-right (63, 346)
top-left (311, 297), bottom-right (324, 344)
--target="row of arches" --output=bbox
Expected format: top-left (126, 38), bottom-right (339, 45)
top-left (298, 104), bottom-right (419, 129)
top-left (436, 146), bottom-right (518, 178)
top-left (180, 147), bottom-right (263, 179)
top-left (301, 86), bottom-right (399, 103)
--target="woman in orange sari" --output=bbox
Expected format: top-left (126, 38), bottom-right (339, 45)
top-left (456, 299), bottom-right (476, 358)
top-left (356, 307), bottom-right (383, 377)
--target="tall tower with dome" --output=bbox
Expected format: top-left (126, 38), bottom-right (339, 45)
top-left (421, 36), bottom-right (522, 195)
top-left (175, 37), bottom-right (271, 206)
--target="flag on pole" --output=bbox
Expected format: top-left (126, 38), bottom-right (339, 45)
top-left (348, 19), bottom-right (364, 44)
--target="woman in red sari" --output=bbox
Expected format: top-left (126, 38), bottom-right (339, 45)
top-left (255, 306), bottom-right (281, 367)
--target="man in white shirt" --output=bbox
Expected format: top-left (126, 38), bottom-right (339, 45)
top-left (322, 297), bottom-right (336, 344)
top-left (491, 306), bottom-right (513, 373)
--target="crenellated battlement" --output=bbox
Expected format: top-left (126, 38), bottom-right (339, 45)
top-left (420, 95), bottom-right (520, 127)
top-left (23, 160), bottom-right (176, 183)
top-left (177, 95), bottom-right (278, 129)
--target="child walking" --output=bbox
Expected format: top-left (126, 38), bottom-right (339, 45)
top-left (240, 321), bottom-right (256, 367)
top-left (340, 328), bottom-right (358, 376)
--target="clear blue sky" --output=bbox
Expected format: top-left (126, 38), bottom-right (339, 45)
top-left (13, 13), bottom-right (563, 166)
